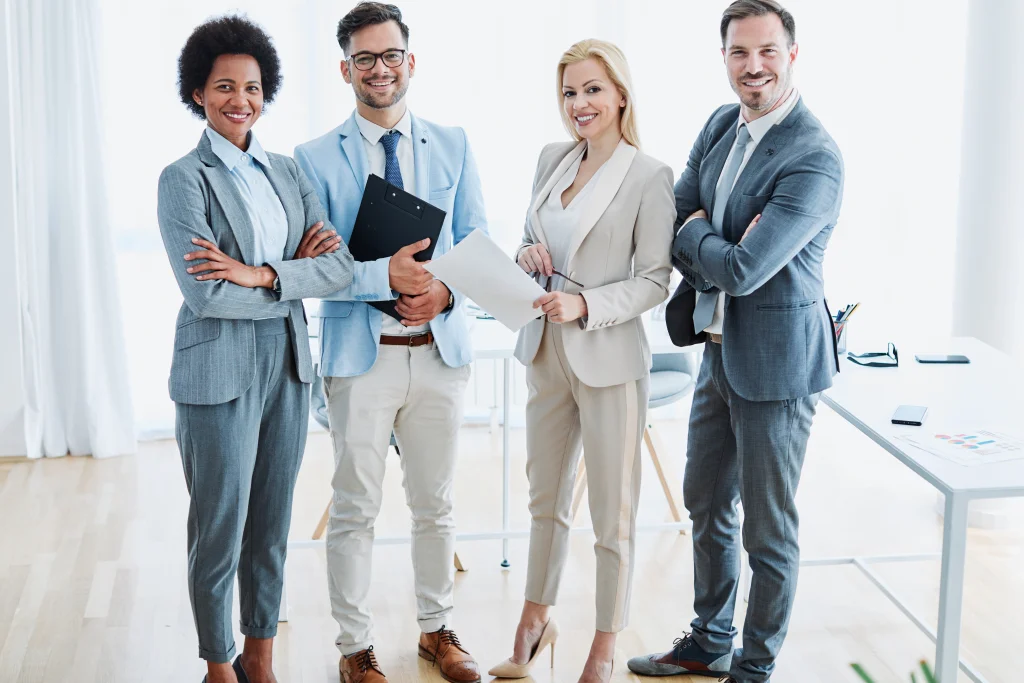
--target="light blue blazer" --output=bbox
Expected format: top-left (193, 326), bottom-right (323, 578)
top-left (294, 112), bottom-right (487, 378)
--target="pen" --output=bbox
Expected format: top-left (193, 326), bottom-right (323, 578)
top-left (839, 302), bottom-right (860, 323)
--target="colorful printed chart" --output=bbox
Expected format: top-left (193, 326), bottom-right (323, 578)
top-left (897, 429), bottom-right (1024, 467)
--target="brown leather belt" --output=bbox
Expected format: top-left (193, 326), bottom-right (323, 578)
top-left (707, 332), bottom-right (723, 344)
top-left (380, 332), bottom-right (434, 347)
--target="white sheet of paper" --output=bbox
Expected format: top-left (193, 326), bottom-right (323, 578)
top-left (425, 230), bottom-right (545, 332)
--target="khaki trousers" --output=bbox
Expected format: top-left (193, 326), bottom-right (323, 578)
top-left (323, 343), bottom-right (470, 655)
top-left (524, 322), bottom-right (649, 632)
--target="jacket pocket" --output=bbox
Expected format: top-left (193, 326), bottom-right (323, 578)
top-left (429, 186), bottom-right (455, 200)
top-left (757, 299), bottom-right (817, 312)
top-left (174, 318), bottom-right (221, 349)
top-left (319, 301), bottom-right (355, 318)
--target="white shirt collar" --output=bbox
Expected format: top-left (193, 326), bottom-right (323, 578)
top-left (355, 109), bottom-right (413, 146)
top-left (205, 126), bottom-right (272, 169)
top-left (740, 88), bottom-right (800, 144)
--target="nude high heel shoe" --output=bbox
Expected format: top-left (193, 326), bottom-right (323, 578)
top-left (487, 619), bottom-right (560, 679)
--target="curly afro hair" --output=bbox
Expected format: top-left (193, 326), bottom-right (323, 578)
top-left (177, 15), bottom-right (282, 120)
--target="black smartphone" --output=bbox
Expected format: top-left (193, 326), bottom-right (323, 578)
top-left (892, 405), bottom-right (929, 426)
top-left (915, 354), bottom-right (970, 364)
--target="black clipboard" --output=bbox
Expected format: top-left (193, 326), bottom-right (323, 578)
top-left (347, 174), bottom-right (446, 321)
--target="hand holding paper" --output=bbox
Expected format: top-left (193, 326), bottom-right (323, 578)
top-left (424, 230), bottom-right (546, 331)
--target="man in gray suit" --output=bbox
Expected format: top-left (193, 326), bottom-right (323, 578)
top-left (628, 2), bottom-right (843, 682)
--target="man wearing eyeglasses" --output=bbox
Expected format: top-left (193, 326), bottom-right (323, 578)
top-left (630, 2), bottom-right (844, 682)
top-left (293, 4), bottom-right (486, 683)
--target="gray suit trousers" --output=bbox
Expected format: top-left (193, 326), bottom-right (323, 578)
top-left (685, 342), bottom-right (819, 683)
top-left (175, 317), bottom-right (308, 662)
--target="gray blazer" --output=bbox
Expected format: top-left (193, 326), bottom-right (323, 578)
top-left (665, 98), bottom-right (844, 402)
top-left (158, 132), bottom-right (355, 405)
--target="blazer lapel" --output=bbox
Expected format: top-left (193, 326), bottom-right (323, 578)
top-left (260, 159), bottom-right (304, 259)
top-left (564, 140), bottom-right (637, 268)
top-left (412, 115), bottom-right (430, 202)
top-left (529, 141), bottom-right (586, 248)
top-left (723, 101), bottom-right (800, 239)
top-left (339, 113), bottom-right (369, 193)
top-left (704, 126), bottom-right (737, 215)
top-left (197, 133), bottom-right (256, 265)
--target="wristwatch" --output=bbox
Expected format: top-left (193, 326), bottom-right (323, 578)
top-left (444, 291), bottom-right (455, 312)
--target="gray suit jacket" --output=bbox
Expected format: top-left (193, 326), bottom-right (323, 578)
top-left (665, 98), bottom-right (844, 402)
top-left (158, 132), bottom-right (354, 405)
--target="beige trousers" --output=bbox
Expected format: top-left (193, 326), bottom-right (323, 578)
top-left (524, 322), bottom-right (649, 632)
top-left (323, 343), bottom-right (471, 655)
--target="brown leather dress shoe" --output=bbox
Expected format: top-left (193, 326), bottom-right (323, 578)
top-left (418, 627), bottom-right (481, 683)
top-left (340, 646), bottom-right (387, 683)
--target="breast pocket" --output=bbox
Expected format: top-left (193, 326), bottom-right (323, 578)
top-left (428, 186), bottom-right (455, 212)
top-left (730, 192), bottom-right (770, 226)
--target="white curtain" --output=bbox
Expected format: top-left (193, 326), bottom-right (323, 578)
top-left (7, 0), bottom-right (136, 458)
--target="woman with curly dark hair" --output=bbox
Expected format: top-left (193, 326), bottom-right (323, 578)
top-left (157, 15), bottom-right (354, 683)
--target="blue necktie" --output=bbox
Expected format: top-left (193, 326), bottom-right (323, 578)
top-left (380, 130), bottom-right (404, 190)
top-left (693, 124), bottom-right (752, 334)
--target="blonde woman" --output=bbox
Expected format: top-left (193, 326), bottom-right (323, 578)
top-left (488, 40), bottom-right (675, 683)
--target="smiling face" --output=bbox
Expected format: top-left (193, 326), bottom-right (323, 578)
top-left (193, 53), bottom-right (262, 149)
top-left (722, 13), bottom-right (798, 120)
top-left (561, 57), bottom-right (625, 143)
top-left (340, 20), bottom-right (414, 112)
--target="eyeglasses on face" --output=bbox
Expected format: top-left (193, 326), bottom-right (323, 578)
top-left (349, 49), bottom-right (406, 71)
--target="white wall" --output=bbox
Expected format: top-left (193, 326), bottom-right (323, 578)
top-left (0, 0), bottom-right (27, 456)
top-left (953, 0), bottom-right (1024, 359)
top-left (96, 0), bottom-right (973, 433)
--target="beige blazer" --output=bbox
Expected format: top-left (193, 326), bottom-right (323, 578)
top-left (513, 140), bottom-right (676, 388)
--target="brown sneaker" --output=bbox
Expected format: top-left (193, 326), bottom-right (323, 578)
top-left (340, 646), bottom-right (387, 683)
top-left (418, 627), bottom-right (481, 683)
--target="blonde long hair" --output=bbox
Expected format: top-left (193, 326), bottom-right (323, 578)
top-left (556, 39), bottom-right (640, 149)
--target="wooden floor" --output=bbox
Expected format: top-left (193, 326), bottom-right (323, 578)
top-left (2, 407), bottom-right (1023, 683)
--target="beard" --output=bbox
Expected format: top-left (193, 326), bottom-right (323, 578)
top-left (354, 76), bottom-right (410, 110)
top-left (733, 68), bottom-right (791, 112)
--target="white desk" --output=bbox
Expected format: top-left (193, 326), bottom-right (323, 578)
top-left (818, 337), bottom-right (1024, 683)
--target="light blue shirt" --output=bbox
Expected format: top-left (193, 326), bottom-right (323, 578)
top-left (205, 127), bottom-right (288, 267)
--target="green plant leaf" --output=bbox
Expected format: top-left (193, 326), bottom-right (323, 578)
top-left (850, 664), bottom-right (875, 683)
top-left (920, 661), bottom-right (937, 683)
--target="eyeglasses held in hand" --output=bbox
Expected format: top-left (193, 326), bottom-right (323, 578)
top-left (349, 49), bottom-right (406, 71)
top-left (847, 342), bottom-right (899, 367)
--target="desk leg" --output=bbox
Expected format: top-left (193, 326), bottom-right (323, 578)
top-left (501, 358), bottom-right (512, 568)
top-left (935, 494), bottom-right (969, 683)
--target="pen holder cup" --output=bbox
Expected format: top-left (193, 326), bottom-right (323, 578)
top-left (835, 320), bottom-right (849, 355)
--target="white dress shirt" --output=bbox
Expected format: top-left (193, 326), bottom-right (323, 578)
top-left (354, 111), bottom-right (427, 335)
top-left (703, 89), bottom-right (801, 335)
top-left (537, 153), bottom-right (606, 288)
top-left (205, 126), bottom-right (288, 268)
top-left (205, 126), bottom-right (288, 320)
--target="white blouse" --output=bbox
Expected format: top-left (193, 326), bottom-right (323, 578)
top-left (537, 153), bottom-right (606, 290)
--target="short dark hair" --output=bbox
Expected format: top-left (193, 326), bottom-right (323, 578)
top-left (336, 2), bottom-right (410, 56)
top-left (177, 15), bottom-right (282, 120)
top-left (720, 0), bottom-right (796, 47)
